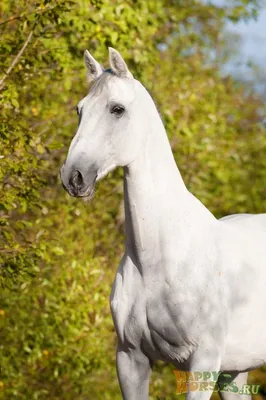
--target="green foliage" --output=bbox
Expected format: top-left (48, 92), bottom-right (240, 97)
top-left (0, 0), bottom-right (266, 398)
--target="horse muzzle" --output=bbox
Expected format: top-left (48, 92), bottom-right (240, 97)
top-left (60, 164), bottom-right (97, 198)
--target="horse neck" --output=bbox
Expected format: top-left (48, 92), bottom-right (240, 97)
top-left (123, 99), bottom-right (216, 272)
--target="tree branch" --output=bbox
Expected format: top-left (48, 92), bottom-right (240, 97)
top-left (0, 26), bottom-right (35, 90)
top-left (0, 5), bottom-right (57, 27)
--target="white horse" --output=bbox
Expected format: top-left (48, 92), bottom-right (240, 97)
top-left (60, 48), bottom-right (266, 400)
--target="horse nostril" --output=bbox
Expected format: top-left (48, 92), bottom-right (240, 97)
top-left (69, 170), bottom-right (84, 192)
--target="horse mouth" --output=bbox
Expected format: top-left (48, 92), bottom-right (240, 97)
top-left (75, 184), bottom-right (96, 199)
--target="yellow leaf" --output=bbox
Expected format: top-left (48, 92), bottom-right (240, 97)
top-left (37, 144), bottom-right (45, 154)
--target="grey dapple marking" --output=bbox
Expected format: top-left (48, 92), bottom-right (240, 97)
top-left (60, 48), bottom-right (266, 400)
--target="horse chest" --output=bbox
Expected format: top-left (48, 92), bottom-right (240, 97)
top-left (110, 262), bottom-right (147, 347)
top-left (110, 261), bottom-right (198, 362)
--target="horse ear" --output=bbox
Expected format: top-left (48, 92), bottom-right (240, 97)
top-left (108, 47), bottom-right (133, 79)
top-left (84, 50), bottom-right (103, 82)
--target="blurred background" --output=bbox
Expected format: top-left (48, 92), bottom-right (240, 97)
top-left (0, 0), bottom-right (266, 399)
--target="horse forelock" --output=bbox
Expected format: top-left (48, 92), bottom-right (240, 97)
top-left (89, 69), bottom-right (118, 96)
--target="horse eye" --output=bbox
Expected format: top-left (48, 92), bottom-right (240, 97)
top-left (76, 106), bottom-right (79, 116)
top-left (110, 105), bottom-right (125, 117)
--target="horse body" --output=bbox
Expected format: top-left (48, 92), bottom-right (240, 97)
top-left (111, 133), bottom-right (266, 373)
top-left (218, 217), bottom-right (266, 371)
top-left (60, 48), bottom-right (266, 400)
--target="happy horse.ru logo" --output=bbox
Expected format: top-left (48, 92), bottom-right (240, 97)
top-left (174, 370), bottom-right (261, 395)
